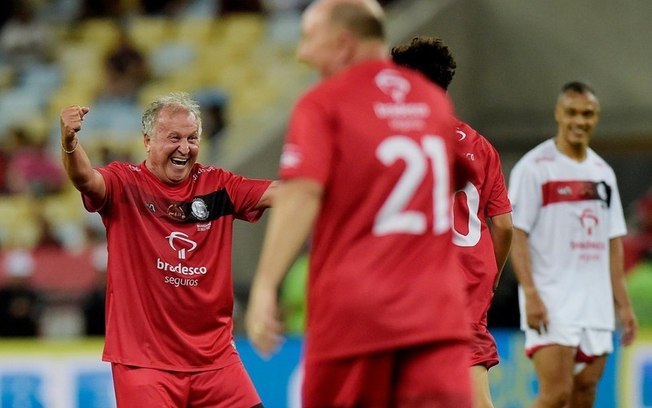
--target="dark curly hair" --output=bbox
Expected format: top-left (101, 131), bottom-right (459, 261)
top-left (391, 36), bottom-right (456, 90)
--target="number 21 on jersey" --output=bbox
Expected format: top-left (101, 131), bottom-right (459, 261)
top-left (373, 135), bottom-right (450, 236)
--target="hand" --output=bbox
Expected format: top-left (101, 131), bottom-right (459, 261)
top-left (618, 305), bottom-right (638, 346)
top-left (524, 289), bottom-right (549, 334)
top-left (245, 284), bottom-right (285, 358)
top-left (60, 105), bottom-right (89, 143)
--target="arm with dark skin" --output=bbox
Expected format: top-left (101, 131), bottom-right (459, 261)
top-left (510, 227), bottom-right (548, 333)
top-left (489, 212), bottom-right (513, 290)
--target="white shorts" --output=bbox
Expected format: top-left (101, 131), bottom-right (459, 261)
top-left (524, 324), bottom-right (613, 362)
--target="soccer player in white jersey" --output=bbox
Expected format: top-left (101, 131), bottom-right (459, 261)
top-left (509, 81), bottom-right (638, 408)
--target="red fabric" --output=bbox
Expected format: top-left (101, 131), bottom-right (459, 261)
top-left (112, 362), bottom-right (260, 407)
top-left (89, 161), bottom-right (270, 371)
top-left (452, 122), bottom-right (511, 325)
top-left (302, 341), bottom-right (472, 408)
top-left (468, 323), bottom-right (499, 369)
top-left (281, 60), bottom-right (469, 361)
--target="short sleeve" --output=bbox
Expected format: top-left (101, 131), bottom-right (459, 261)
top-left (508, 159), bottom-right (542, 233)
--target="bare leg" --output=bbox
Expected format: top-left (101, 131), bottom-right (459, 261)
top-left (570, 355), bottom-right (607, 408)
top-left (470, 365), bottom-right (494, 408)
top-left (530, 345), bottom-right (576, 408)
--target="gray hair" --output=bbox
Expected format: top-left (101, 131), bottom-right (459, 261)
top-left (141, 92), bottom-right (202, 138)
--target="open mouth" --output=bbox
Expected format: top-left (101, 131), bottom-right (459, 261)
top-left (171, 157), bottom-right (189, 167)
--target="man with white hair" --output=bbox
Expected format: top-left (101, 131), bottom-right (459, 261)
top-left (245, 0), bottom-right (472, 406)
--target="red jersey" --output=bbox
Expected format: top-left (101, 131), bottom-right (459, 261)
top-left (83, 162), bottom-right (270, 371)
top-left (280, 60), bottom-right (468, 360)
top-left (452, 122), bottom-right (511, 325)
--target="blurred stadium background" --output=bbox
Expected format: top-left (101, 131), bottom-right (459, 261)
top-left (0, 0), bottom-right (651, 407)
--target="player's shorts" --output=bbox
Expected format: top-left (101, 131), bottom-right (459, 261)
top-left (111, 362), bottom-right (262, 408)
top-left (302, 340), bottom-right (472, 408)
top-left (469, 323), bottom-right (499, 369)
top-left (524, 324), bottom-right (613, 363)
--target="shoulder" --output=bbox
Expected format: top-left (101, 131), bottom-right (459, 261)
top-left (517, 139), bottom-right (557, 166)
top-left (191, 164), bottom-right (232, 181)
top-left (100, 161), bottom-right (142, 176)
top-left (587, 148), bottom-right (615, 172)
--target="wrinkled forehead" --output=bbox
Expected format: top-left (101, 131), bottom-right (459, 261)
top-left (153, 107), bottom-right (199, 134)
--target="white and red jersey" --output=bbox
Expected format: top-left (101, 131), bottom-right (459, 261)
top-left (280, 60), bottom-right (469, 361)
top-left (83, 161), bottom-right (270, 371)
top-left (509, 139), bottom-right (627, 330)
top-left (452, 122), bottom-right (512, 325)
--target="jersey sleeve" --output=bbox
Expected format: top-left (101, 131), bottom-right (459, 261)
top-left (81, 161), bottom-right (123, 214)
top-left (221, 171), bottom-right (272, 223)
top-left (279, 90), bottom-right (334, 186)
top-left (508, 158), bottom-right (541, 233)
top-left (483, 142), bottom-right (512, 218)
top-left (607, 171), bottom-right (627, 239)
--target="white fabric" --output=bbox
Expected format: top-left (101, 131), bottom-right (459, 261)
top-left (509, 139), bottom-right (627, 330)
top-left (524, 324), bottom-right (613, 358)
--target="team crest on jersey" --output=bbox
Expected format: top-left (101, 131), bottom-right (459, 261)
top-left (191, 198), bottom-right (209, 221)
top-left (579, 208), bottom-right (599, 236)
top-left (167, 203), bottom-right (186, 220)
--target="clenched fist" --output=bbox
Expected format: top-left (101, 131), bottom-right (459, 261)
top-left (60, 105), bottom-right (90, 148)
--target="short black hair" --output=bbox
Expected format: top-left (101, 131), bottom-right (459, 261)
top-left (391, 36), bottom-right (456, 90)
top-left (561, 81), bottom-right (596, 95)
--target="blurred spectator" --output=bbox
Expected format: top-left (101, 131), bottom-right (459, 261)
top-left (194, 88), bottom-right (228, 162)
top-left (623, 190), bottom-right (652, 272)
top-left (0, 249), bottom-right (42, 337)
top-left (0, 0), bottom-right (54, 70)
top-left (82, 242), bottom-right (108, 336)
top-left (627, 260), bottom-right (652, 328)
top-left (279, 252), bottom-right (308, 334)
top-left (5, 126), bottom-right (65, 197)
top-left (141, 0), bottom-right (192, 16)
top-left (78, 0), bottom-right (134, 19)
top-left (98, 25), bottom-right (151, 103)
top-left (219, 0), bottom-right (264, 14)
top-left (624, 189), bottom-right (652, 328)
top-left (0, 143), bottom-right (10, 194)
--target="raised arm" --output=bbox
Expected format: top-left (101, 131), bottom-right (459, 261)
top-left (60, 105), bottom-right (106, 207)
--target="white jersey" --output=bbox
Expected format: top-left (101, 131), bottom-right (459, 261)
top-left (509, 139), bottom-right (627, 330)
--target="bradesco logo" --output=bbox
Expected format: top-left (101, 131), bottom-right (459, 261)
top-left (156, 231), bottom-right (207, 277)
top-left (167, 231), bottom-right (196, 259)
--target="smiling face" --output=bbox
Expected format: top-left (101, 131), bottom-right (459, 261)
top-left (144, 106), bottom-right (200, 184)
top-left (554, 90), bottom-right (600, 155)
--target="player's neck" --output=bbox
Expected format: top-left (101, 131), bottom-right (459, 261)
top-left (554, 136), bottom-right (587, 162)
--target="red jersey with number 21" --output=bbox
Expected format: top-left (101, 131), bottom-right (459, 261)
top-left (280, 60), bottom-right (469, 361)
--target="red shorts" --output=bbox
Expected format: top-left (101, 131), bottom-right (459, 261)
top-left (468, 323), bottom-right (499, 369)
top-left (302, 340), bottom-right (472, 408)
top-left (111, 362), bottom-right (261, 408)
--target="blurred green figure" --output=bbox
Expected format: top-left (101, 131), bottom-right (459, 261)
top-left (280, 252), bottom-right (308, 334)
